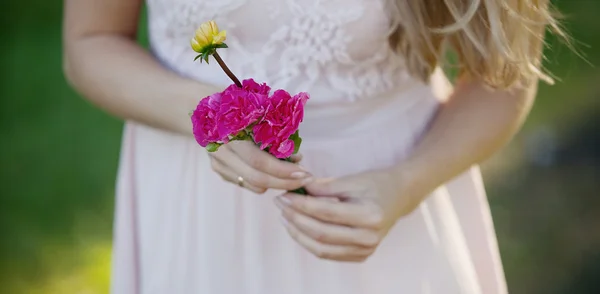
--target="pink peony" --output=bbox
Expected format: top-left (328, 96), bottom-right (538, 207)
top-left (241, 78), bottom-right (271, 95)
top-left (253, 90), bottom-right (309, 158)
top-left (219, 84), bottom-right (267, 135)
top-left (191, 92), bottom-right (227, 147)
top-left (225, 78), bottom-right (271, 96)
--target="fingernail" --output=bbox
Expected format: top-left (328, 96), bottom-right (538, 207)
top-left (291, 171), bottom-right (308, 179)
top-left (302, 177), bottom-right (315, 185)
top-left (274, 198), bottom-right (284, 209)
top-left (279, 215), bottom-right (288, 226)
top-left (279, 196), bottom-right (292, 206)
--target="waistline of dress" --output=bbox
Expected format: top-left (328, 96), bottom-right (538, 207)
top-left (149, 44), bottom-right (450, 140)
top-left (299, 83), bottom-right (442, 139)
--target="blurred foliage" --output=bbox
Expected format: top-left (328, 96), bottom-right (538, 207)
top-left (0, 1), bottom-right (598, 294)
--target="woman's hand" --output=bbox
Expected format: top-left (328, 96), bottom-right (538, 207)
top-left (209, 140), bottom-right (314, 194)
top-left (274, 168), bottom-right (421, 262)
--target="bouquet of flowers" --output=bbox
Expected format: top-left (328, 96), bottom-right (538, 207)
top-left (189, 21), bottom-right (309, 195)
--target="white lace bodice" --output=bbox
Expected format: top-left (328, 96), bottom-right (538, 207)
top-left (146, 0), bottom-right (416, 105)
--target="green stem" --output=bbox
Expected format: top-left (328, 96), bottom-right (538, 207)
top-left (289, 187), bottom-right (308, 195)
top-left (213, 52), bottom-right (242, 88)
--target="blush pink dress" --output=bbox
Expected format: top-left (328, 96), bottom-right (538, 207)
top-left (110, 0), bottom-right (508, 293)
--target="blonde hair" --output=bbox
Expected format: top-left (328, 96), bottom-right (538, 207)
top-left (389, 0), bottom-right (567, 90)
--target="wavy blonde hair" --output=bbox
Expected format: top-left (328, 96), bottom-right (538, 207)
top-left (390, 0), bottom-right (567, 90)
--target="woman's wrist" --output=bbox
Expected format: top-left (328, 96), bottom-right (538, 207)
top-left (390, 159), bottom-right (436, 210)
top-left (172, 79), bottom-right (222, 137)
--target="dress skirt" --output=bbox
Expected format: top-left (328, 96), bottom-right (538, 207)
top-left (110, 77), bottom-right (508, 294)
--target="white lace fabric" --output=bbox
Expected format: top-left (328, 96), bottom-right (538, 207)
top-left (146, 0), bottom-right (413, 104)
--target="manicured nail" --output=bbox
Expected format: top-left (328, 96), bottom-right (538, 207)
top-left (291, 171), bottom-right (308, 179)
top-left (302, 177), bottom-right (315, 185)
top-left (279, 215), bottom-right (288, 226)
top-left (279, 196), bottom-right (292, 206)
top-left (274, 198), bottom-right (284, 209)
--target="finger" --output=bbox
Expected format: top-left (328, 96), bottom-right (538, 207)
top-left (279, 216), bottom-right (374, 262)
top-left (276, 198), bottom-right (380, 248)
top-left (315, 197), bottom-right (340, 203)
top-left (210, 156), bottom-right (267, 194)
top-left (213, 146), bottom-right (313, 191)
top-left (289, 154), bottom-right (303, 163)
top-left (303, 177), bottom-right (363, 197)
top-left (229, 141), bottom-right (311, 180)
top-left (278, 194), bottom-right (384, 229)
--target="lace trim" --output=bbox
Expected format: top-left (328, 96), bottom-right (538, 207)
top-left (147, 0), bottom-right (411, 102)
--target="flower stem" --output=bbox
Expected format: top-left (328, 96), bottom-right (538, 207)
top-left (213, 52), bottom-right (242, 88)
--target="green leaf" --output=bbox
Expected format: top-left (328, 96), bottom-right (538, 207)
top-left (290, 130), bottom-right (302, 154)
top-left (194, 54), bottom-right (203, 62)
top-left (203, 53), bottom-right (210, 64)
top-left (289, 187), bottom-right (307, 195)
top-left (206, 142), bottom-right (221, 152)
top-left (235, 130), bottom-right (250, 140)
top-left (215, 43), bottom-right (229, 49)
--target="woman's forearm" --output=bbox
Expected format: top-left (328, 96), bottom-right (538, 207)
top-left (397, 76), bottom-right (538, 199)
top-left (63, 34), bottom-right (218, 136)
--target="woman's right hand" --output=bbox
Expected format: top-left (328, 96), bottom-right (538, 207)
top-left (209, 140), bottom-right (314, 194)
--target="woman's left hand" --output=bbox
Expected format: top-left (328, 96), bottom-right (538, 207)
top-left (274, 168), bottom-right (423, 262)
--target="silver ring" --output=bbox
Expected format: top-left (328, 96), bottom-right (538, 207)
top-left (236, 176), bottom-right (244, 187)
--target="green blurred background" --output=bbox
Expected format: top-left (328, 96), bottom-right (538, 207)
top-left (1, 1), bottom-right (598, 293)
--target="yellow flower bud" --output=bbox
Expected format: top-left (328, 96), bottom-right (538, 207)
top-left (189, 21), bottom-right (241, 88)
top-left (190, 20), bottom-right (227, 54)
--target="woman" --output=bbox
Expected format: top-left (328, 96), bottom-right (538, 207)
top-left (62, 0), bottom-right (561, 293)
